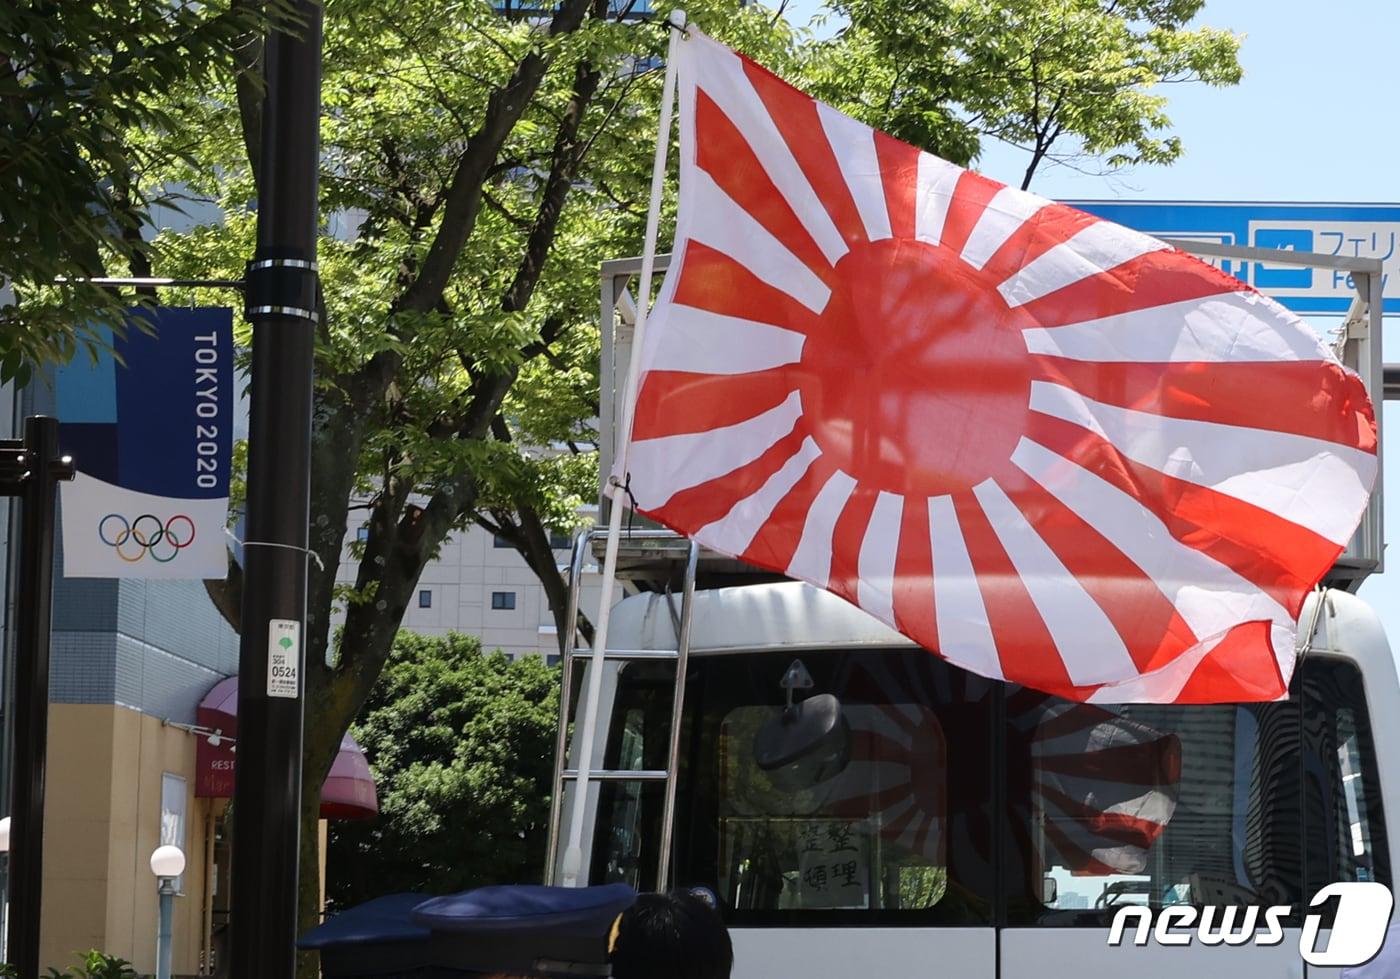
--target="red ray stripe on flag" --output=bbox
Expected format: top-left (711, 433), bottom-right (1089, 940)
top-left (739, 57), bottom-right (868, 246)
top-left (1002, 478), bottom-right (1198, 675)
top-left (1030, 357), bottom-right (1377, 453)
top-left (740, 455), bottom-right (843, 572)
top-left (642, 426), bottom-right (811, 535)
top-left (826, 483), bottom-right (880, 606)
top-left (674, 242), bottom-right (820, 333)
top-left (976, 204), bottom-right (1101, 284)
top-left (1005, 248), bottom-right (1249, 330)
top-left (1036, 782), bottom-right (1168, 848)
top-left (1036, 739), bottom-right (1182, 787)
top-left (694, 89), bottom-right (835, 282)
top-left (873, 131), bottom-right (920, 240)
top-left (1174, 620), bottom-right (1286, 703)
top-left (1025, 413), bottom-right (1341, 617)
top-left (1040, 819), bottom-right (1120, 877)
top-left (891, 498), bottom-right (938, 655)
top-left (631, 368), bottom-right (799, 441)
top-left (950, 491), bottom-right (1075, 692)
top-left (935, 170), bottom-right (1004, 256)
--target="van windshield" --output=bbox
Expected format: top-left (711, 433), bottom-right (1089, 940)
top-left (588, 650), bottom-right (1388, 927)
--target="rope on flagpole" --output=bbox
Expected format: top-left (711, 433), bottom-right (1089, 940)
top-left (560, 6), bottom-right (687, 888)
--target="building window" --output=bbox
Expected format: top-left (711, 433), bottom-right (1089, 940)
top-left (547, 655), bottom-right (561, 668)
top-left (418, 590), bottom-right (432, 609)
top-left (548, 529), bottom-right (572, 550)
top-left (160, 773), bottom-right (188, 894)
top-left (356, 526), bottom-right (369, 542)
top-left (493, 533), bottom-right (512, 549)
top-left (491, 591), bottom-right (516, 611)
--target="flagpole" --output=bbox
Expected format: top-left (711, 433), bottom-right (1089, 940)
top-left (560, 7), bottom-right (686, 888)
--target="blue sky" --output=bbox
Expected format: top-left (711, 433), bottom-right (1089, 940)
top-left (778, 0), bottom-right (1400, 651)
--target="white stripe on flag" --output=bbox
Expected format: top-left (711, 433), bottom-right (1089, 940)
top-left (960, 187), bottom-right (1049, 270)
top-left (696, 436), bottom-right (822, 555)
top-left (816, 104), bottom-right (892, 242)
top-left (856, 490), bottom-right (903, 627)
top-left (1020, 290), bottom-right (1331, 363)
top-left (1010, 436), bottom-right (1291, 640)
top-left (1028, 380), bottom-right (1377, 545)
top-left (689, 168), bottom-right (832, 314)
top-left (693, 48), bottom-right (849, 267)
top-left (645, 304), bottom-right (807, 375)
top-left (928, 494), bottom-right (1004, 680)
top-left (787, 469), bottom-right (858, 589)
top-left (914, 154), bottom-right (961, 247)
top-left (973, 478), bottom-right (1136, 685)
top-left (628, 391), bottom-right (803, 510)
top-left (998, 221), bottom-right (1167, 309)
top-left (1048, 773), bottom-right (1178, 824)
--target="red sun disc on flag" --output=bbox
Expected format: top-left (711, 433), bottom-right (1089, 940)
top-left (622, 30), bottom-right (1378, 705)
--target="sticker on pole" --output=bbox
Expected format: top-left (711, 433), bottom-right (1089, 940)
top-left (267, 619), bottom-right (300, 699)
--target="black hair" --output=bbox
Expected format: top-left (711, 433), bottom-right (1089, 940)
top-left (609, 891), bottom-right (733, 979)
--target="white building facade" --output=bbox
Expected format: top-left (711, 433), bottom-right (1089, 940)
top-left (333, 516), bottom-right (604, 661)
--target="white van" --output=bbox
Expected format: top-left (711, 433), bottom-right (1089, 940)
top-left (547, 535), bottom-right (1399, 979)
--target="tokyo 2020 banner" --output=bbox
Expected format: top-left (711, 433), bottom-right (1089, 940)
top-left (56, 307), bottom-right (234, 579)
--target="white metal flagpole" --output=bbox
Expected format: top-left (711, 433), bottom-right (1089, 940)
top-left (560, 7), bottom-right (687, 888)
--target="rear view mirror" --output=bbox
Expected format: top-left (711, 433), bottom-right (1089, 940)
top-left (752, 691), bottom-right (850, 792)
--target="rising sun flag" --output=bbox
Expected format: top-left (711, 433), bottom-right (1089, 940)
top-left (616, 28), bottom-right (1378, 704)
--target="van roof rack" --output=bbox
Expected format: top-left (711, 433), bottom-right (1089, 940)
top-left (583, 527), bottom-right (783, 593)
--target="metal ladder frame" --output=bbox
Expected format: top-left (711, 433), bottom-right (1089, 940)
top-left (544, 527), bottom-right (700, 889)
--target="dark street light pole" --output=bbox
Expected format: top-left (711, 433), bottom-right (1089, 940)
top-left (0, 417), bottom-right (74, 976)
top-left (229, 0), bottom-right (323, 975)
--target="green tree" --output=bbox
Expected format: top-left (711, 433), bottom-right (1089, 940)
top-left (129, 0), bottom-right (1241, 970)
top-left (327, 632), bottom-right (559, 907)
top-left (0, 0), bottom-right (280, 382)
top-left (143, 3), bottom-right (799, 971)
top-left (806, 0), bottom-right (1242, 185)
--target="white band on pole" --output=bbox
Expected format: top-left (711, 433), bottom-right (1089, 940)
top-left (560, 8), bottom-right (687, 887)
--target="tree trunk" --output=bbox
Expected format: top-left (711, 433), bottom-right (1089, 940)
top-left (295, 782), bottom-right (323, 979)
top-left (515, 505), bottom-right (593, 654)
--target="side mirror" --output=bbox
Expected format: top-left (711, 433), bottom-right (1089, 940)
top-left (1042, 877), bottom-right (1058, 905)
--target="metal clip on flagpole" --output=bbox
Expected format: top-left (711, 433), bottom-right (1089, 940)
top-left (560, 7), bottom-right (687, 888)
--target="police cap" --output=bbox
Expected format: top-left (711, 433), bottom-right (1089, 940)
top-left (413, 883), bottom-right (638, 977)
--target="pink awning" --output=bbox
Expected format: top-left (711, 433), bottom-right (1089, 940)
top-left (195, 676), bottom-right (378, 820)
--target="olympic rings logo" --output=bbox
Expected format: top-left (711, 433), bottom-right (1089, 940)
top-left (97, 514), bottom-right (196, 563)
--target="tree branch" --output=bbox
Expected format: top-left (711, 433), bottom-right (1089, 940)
top-left (231, 0), bottom-right (266, 187)
top-left (395, 0), bottom-right (593, 315)
top-left (480, 415), bottom-right (593, 651)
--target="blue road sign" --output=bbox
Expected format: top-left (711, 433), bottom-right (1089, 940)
top-left (1066, 201), bottom-right (1400, 315)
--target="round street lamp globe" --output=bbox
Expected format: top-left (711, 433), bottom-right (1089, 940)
top-left (150, 845), bottom-right (186, 879)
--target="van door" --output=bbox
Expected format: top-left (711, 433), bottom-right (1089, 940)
top-left (592, 649), bottom-right (1000, 979)
top-left (998, 658), bottom-right (1390, 979)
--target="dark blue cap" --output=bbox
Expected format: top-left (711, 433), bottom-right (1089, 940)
top-left (414, 883), bottom-right (638, 976)
top-left (298, 893), bottom-right (436, 977)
